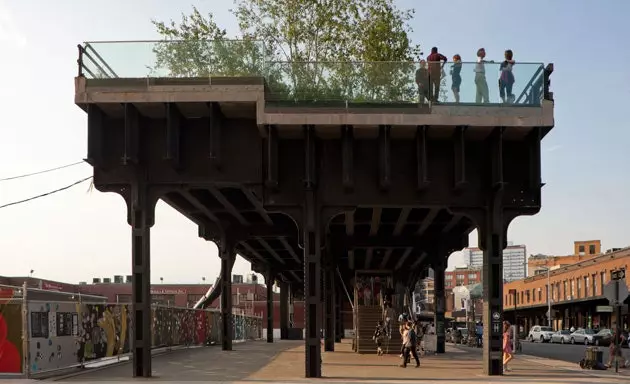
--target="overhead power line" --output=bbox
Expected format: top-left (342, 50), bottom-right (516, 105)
top-left (0, 176), bottom-right (93, 210)
top-left (0, 161), bottom-right (85, 182)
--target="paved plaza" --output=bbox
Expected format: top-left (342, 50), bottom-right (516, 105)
top-left (26, 340), bottom-right (627, 383)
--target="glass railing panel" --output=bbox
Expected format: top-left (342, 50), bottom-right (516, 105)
top-left (265, 61), bottom-right (419, 104)
top-left (436, 61), bottom-right (544, 106)
top-left (265, 61), bottom-right (544, 106)
top-left (79, 40), bottom-right (267, 79)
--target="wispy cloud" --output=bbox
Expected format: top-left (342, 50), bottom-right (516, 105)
top-left (0, 4), bottom-right (27, 49)
top-left (544, 145), bottom-right (563, 153)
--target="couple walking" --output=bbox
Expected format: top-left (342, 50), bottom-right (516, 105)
top-left (399, 321), bottom-right (420, 368)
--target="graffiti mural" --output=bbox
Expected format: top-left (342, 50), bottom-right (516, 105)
top-left (26, 301), bottom-right (261, 374)
top-left (0, 303), bottom-right (23, 373)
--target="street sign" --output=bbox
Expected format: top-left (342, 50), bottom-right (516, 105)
top-left (611, 269), bottom-right (626, 281)
top-left (492, 311), bottom-right (501, 321)
top-left (596, 305), bottom-right (613, 313)
top-left (603, 280), bottom-right (629, 306)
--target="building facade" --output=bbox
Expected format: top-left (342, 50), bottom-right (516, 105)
top-left (445, 266), bottom-right (481, 289)
top-left (504, 246), bottom-right (630, 332)
top-left (464, 243), bottom-right (526, 281)
top-left (527, 240), bottom-right (603, 277)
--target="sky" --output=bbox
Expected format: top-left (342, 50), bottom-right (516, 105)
top-left (1, 0), bottom-right (629, 285)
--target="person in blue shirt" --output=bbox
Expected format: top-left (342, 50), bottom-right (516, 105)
top-left (476, 322), bottom-right (483, 348)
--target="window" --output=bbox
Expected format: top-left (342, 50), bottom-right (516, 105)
top-left (577, 278), bottom-right (582, 298)
top-left (589, 244), bottom-right (596, 254)
top-left (578, 245), bottom-right (585, 255)
top-left (520, 291), bottom-right (523, 304)
top-left (116, 294), bottom-right (132, 303)
top-left (563, 281), bottom-right (567, 300)
top-left (600, 272), bottom-right (605, 295)
top-left (584, 276), bottom-right (589, 297)
top-left (592, 274), bottom-right (597, 296)
top-left (538, 288), bottom-right (542, 302)
top-left (545, 284), bottom-right (549, 302)
top-left (56, 312), bottom-right (76, 336)
top-left (571, 280), bottom-right (575, 297)
top-left (468, 273), bottom-right (477, 280)
top-left (526, 290), bottom-right (530, 303)
top-left (31, 312), bottom-right (49, 338)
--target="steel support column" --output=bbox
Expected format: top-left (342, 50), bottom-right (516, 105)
top-left (280, 281), bottom-right (289, 340)
top-left (267, 270), bottom-right (275, 343)
top-left (324, 265), bottom-right (336, 351)
top-left (482, 126), bottom-right (506, 376)
top-left (434, 259), bottom-right (446, 353)
top-left (304, 124), bottom-right (322, 377)
top-left (130, 184), bottom-right (154, 377)
top-left (220, 243), bottom-right (236, 351)
top-left (335, 284), bottom-right (343, 342)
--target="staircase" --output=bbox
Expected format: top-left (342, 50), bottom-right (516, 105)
top-left (356, 305), bottom-right (402, 354)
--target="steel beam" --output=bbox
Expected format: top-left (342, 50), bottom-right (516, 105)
top-left (130, 184), bottom-right (153, 377)
top-left (86, 104), bottom-right (104, 166)
top-left (165, 103), bottom-right (182, 168)
top-left (378, 125), bottom-right (391, 190)
top-left (207, 185), bottom-right (249, 225)
top-left (394, 248), bottom-right (413, 270)
top-left (453, 125), bottom-right (467, 190)
top-left (342, 125), bottom-right (354, 190)
top-left (416, 125), bottom-right (430, 191)
top-left (123, 104), bottom-right (140, 165)
top-left (393, 208), bottom-right (411, 236)
top-left (266, 124), bottom-right (279, 189)
top-left (208, 102), bottom-right (222, 169)
top-left (416, 208), bottom-right (439, 235)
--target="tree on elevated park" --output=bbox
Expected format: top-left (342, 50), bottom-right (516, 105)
top-left (150, 0), bottom-right (453, 104)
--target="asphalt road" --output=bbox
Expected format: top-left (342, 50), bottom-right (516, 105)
top-left (520, 340), bottom-right (630, 364)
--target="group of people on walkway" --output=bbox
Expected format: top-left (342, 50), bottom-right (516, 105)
top-left (415, 47), bottom-right (516, 105)
top-left (372, 312), bottom-right (436, 368)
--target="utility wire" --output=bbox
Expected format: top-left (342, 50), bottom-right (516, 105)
top-left (0, 176), bottom-right (93, 210)
top-left (0, 161), bottom-right (85, 182)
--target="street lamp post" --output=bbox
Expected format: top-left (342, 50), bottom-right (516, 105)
top-left (539, 266), bottom-right (552, 328)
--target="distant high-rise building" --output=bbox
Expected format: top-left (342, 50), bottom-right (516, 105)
top-left (463, 243), bottom-right (527, 282)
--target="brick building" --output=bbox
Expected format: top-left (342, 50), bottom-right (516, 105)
top-left (527, 240), bottom-right (603, 277)
top-left (445, 266), bottom-right (481, 289)
top-left (504, 246), bottom-right (630, 332)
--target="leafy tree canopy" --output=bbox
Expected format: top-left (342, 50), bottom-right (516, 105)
top-left (151, 0), bottom-right (424, 102)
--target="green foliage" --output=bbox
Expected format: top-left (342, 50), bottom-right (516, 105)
top-left (151, 1), bottom-right (423, 103)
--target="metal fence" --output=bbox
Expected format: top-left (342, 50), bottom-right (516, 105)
top-left (0, 283), bottom-right (263, 377)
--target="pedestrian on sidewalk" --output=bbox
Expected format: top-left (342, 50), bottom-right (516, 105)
top-left (400, 322), bottom-right (420, 368)
top-left (503, 321), bottom-right (514, 372)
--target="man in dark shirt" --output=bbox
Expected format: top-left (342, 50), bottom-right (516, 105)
top-left (426, 47), bottom-right (448, 102)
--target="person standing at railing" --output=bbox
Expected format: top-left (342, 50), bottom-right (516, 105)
top-left (426, 47), bottom-right (448, 103)
top-left (474, 48), bottom-right (492, 103)
top-left (499, 50), bottom-right (516, 103)
top-left (415, 60), bottom-right (430, 105)
top-left (450, 55), bottom-right (463, 103)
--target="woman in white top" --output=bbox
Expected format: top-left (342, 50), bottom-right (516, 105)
top-left (474, 48), bottom-right (491, 103)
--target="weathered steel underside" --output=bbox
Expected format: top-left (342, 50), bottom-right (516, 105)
top-left (78, 73), bottom-right (553, 378)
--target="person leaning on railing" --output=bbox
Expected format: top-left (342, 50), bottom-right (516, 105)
top-left (426, 47), bottom-right (448, 103)
top-left (474, 48), bottom-right (492, 103)
top-left (415, 60), bottom-right (430, 105)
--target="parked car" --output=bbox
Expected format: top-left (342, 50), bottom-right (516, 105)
top-left (452, 328), bottom-right (468, 344)
top-left (570, 328), bottom-right (596, 345)
top-left (591, 329), bottom-right (613, 346)
top-left (527, 325), bottom-right (554, 343)
top-left (550, 329), bottom-right (572, 344)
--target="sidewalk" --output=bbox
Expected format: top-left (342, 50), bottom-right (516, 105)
top-left (246, 340), bottom-right (629, 383)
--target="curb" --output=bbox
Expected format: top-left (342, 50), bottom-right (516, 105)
top-left (517, 354), bottom-right (630, 380)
